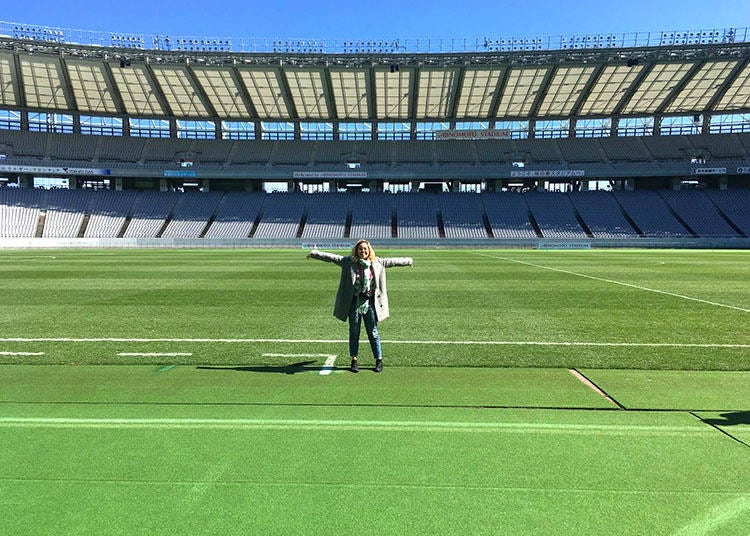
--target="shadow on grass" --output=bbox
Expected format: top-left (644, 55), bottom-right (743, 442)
top-left (197, 361), bottom-right (338, 375)
top-left (702, 411), bottom-right (750, 426)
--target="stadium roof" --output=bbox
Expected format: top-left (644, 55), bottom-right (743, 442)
top-left (1, 22), bottom-right (750, 124)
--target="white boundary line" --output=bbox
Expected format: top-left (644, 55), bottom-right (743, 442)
top-left (0, 338), bottom-right (746, 348)
top-left (474, 252), bottom-right (750, 314)
top-left (262, 353), bottom-right (337, 375)
top-left (0, 417), bottom-right (713, 435)
top-left (117, 352), bottom-right (192, 357)
top-left (0, 351), bottom-right (45, 356)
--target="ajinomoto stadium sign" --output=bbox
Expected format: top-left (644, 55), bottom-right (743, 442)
top-left (435, 129), bottom-right (512, 140)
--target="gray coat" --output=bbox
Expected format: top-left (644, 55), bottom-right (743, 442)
top-left (309, 249), bottom-right (413, 322)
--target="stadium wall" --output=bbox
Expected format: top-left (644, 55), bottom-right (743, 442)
top-left (1, 237), bottom-right (748, 250)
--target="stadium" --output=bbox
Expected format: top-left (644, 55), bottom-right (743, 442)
top-left (0, 21), bottom-right (749, 247)
top-left (0, 16), bottom-right (748, 536)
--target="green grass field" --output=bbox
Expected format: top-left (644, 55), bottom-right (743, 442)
top-left (0, 248), bottom-right (747, 369)
top-left (0, 248), bottom-right (748, 534)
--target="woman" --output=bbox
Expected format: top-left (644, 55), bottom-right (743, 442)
top-left (307, 240), bottom-right (413, 373)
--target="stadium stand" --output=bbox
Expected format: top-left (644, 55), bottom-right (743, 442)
top-left (480, 192), bottom-right (538, 239)
top-left (659, 190), bottom-right (739, 237)
top-left (161, 192), bottom-right (223, 238)
top-left (0, 187), bottom-right (44, 237)
top-left (599, 137), bottom-right (652, 162)
top-left (514, 138), bottom-right (564, 164)
top-left (97, 135), bottom-right (146, 163)
top-left (641, 136), bottom-right (693, 161)
top-left (123, 191), bottom-right (180, 238)
top-left (42, 188), bottom-right (90, 237)
top-left (84, 190), bottom-right (139, 238)
top-left (394, 193), bottom-right (440, 238)
top-left (349, 193), bottom-right (393, 239)
top-left (203, 192), bottom-right (265, 239)
top-left (704, 189), bottom-right (750, 236)
top-left (689, 134), bottom-right (747, 160)
top-left (612, 190), bottom-right (691, 237)
top-left (569, 191), bottom-right (639, 238)
top-left (523, 191), bottom-right (589, 238)
top-left (253, 192), bottom-right (306, 238)
top-left (439, 193), bottom-right (488, 239)
top-left (301, 194), bottom-right (351, 239)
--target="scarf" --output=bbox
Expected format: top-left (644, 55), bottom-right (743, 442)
top-left (353, 258), bottom-right (375, 314)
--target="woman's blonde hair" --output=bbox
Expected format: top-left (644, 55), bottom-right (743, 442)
top-left (351, 239), bottom-right (376, 261)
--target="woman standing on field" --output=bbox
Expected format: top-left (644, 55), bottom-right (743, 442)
top-left (307, 240), bottom-right (413, 373)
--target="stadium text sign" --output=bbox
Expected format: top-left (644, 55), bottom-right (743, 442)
top-left (736, 167), bottom-right (750, 174)
top-left (0, 165), bottom-right (110, 176)
top-left (691, 167), bottom-right (727, 175)
top-left (293, 171), bottom-right (368, 179)
top-left (510, 170), bottom-right (585, 178)
top-left (436, 129), bottom-right (512, 140)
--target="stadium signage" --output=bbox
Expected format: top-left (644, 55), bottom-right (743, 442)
top-left (436, 129), bottom-right (512, 140)
top-left (163, 170), bottom-right (197, 177)
top-left (736, 167), bottom-right (750, 174)
top-left (691, 167), bottom-right (726, 175)
top-left (293, 171), bottom-right (368, 179)
top-left (510, 170), bottom-right (585, 178)
top-left (0, 165), bottom-right (110, 176)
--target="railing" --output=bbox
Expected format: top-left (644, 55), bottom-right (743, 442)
top-left (1, 20), bottom-right (747, 54)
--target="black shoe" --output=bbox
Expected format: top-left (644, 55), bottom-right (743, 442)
top-left (350, 359), bottom-right (359, 373)
top-left (374, 359), bottom-right (383, 373)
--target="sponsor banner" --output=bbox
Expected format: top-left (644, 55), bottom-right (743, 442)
top-left (736, 166), bottom-right (750, 174)
top-left (510, 169), bottom-right (585, 178)
top-left (0, 165), bottom-right (110, 176)
top-left (301, 242), bottom-right (352, 250)
top-left (163, 170), bottom-right (197, 177)
top-left (293, 171), bottom-right (368, 179)
top-left (691, 167), bottom-right (727, 175)
top-left (436, 129), bottom-right (512, 140)
top-left (539, 242), bottom-right (591, 250)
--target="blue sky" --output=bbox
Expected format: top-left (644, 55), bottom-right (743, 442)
top-left (2, 0), bottom-right (748, 41)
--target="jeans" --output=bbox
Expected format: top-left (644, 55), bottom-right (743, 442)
top-left (348, 298), bottom-right (382, 359)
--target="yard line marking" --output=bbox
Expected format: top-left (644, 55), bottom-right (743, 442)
top-left (117, 353), bottom-right (192, 357)
top-left (0, 351), bottom-right (44, 356)
top-left (670, 496), bottom-right (750, 536)
top-left (475, 252), bottom-right (750, 313)
top-left (320, 354), bottom-right (337, 375)
top-left (262, 353), bottom-right (338, 375)
top-left (0, 338), bottom-right (747, 348)
top-left (0, 417), bottom-right (714, 435)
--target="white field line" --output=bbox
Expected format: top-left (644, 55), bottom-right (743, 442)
top-left (0, 338), bottom-right (746, 349)
top-left (117, 353), bottom-right (192, 357)
top-left (0, 351), bottom-right (44, 356)
top-left (475, 252), bottom-right (750, 314)
top-left (262, 353), bottom-right (337, 375)
top-left (0, 416), bottom-right (714, 435)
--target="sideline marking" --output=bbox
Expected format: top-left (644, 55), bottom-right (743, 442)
top-left (475, 252), bottom-right (750, 313)
top-left (670, 496), bottom-right (750, 536)
top-left (0, 417), bottom-right (714, 435)
top-left (0, 351), bottom-right (44, 356)
top-left (262, 353), bottom-right (337, 375)
top-left (569, 369), bottom-right (623, 409)
top-left (1, 338), bottom-right (746, 349)
top-left (117, 352), bottom-right (192, 357)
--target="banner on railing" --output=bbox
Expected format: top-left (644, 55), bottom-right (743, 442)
top-left (293, 171), bottom-right (368, 179)
top-left (0, 165), bottom-right (110, 176)
top-left (510, 169), bottom-right (585, 178)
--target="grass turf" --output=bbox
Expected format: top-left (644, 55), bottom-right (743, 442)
top-left (0, 365), bottom-right (748, 535)
top-left (0, 248), bottom-right (747, 369)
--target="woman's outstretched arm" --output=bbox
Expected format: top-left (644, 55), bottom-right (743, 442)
top-left (379, 256), bottom-right (413, 268)
top-left (307, 249), bottom-right (345, 265)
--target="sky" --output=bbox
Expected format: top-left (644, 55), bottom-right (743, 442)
top-left (2, 0), bottom-right (748, 42)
